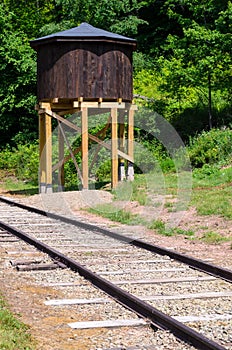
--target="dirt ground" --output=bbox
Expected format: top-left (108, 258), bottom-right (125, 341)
top-left (0, 188), bottom-right (231, 349)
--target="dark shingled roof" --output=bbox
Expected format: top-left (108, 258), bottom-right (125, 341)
top-left (30, 22), bottom-right (136, 48)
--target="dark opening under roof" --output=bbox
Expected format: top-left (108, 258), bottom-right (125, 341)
top-left (30, 22), bottom-right (137, 48)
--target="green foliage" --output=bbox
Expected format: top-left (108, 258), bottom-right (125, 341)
top-left (0, 3), bottom-right (37, 147)
top-left (47, 0), bottom-right (147, 37)
top-left (0, 142), bottom-right (39, 185)
top-left (147, 219), bottom-right (171, 235)
top-left (193, 164), bottom-right (221, 179)
top-left (157, 1), bottom-right (232, 128)
top-left (96, 159), bottom-right (112, 182)
top-left (188, 128), bottom-right (232, 167)
top-left (0, 0), bottom-right (232, 148)
top-left (3, 0), bottom-right (55, 38)
top-left (134, 66), bottom-right (231, 141)
top-left (0, 293), bottom-right (34, 349)
top-left (193, 165), bottom-right (232, 187)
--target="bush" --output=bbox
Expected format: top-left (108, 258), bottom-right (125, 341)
top-left (0, 142), bottom-right (39, 184)
top-left (193, 164), bottom-right (221, 179)
top-left (188, 128), bottom-right (232, 168)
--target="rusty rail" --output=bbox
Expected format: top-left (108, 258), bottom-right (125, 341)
top-left (0, 196), bottom-right (231, 283)
top-left (0, 217), bottom-right (227, 350)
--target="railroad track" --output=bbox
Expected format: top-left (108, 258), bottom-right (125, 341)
top-left (0, 195), bottom-right (231, 350)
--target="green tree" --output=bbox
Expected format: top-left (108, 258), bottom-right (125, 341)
top-left (2, 0), bottom-right (55, 38)
top-left (157, 0), bottom-right (232, 129)
top-left (0, 3), bottom-right (37, 147)
top-left (41, 0), bottom-right (147, 36)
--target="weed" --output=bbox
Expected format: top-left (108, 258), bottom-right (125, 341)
top-left (175, 228), bottom-right (195, 237)
top-left (147, 220), bottom-right (173, 236)
top-left (200, 232), bottom-right (231, 244)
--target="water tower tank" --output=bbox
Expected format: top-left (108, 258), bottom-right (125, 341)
top-left (30, 23), bottom-right (137, 102)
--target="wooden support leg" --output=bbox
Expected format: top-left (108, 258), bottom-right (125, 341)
top-left (118, 111), bottom-right (126, 181)
top-left (127, 108), bottom-right (134, 181)
top-left (39, 113), bottom-right (46, 193)
top-left (45, 113), bottom-right (53, 193)
top-left (58, 123), bottom-right (65, 191)
top-left (111, 108), bottom-right (118, 189)
top-left (81, 107), bottom-right (88, 190)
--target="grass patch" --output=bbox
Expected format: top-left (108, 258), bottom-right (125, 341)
top-left (200, 232), bottom-right (231, 244)
top-left (174, 228), bottom-right (195, 237)
top-left (3, 179), bottom-right (38, 196)
top-left (189, 166), bottom-right (232, 219)
top-left (0, 293), bottom-right (34, 349)
top-left (147, 220), bottom-right (171, 236)
top-left (191, 187), bottom-right (232, 219)
top-left (0, 171), bottom-right (38, 196)
top-left (88, 203), bottom-right (145, 225)
top-left (192, 165), bottom-right (232, 188)
top-left (147, 219), bottom-right (195, 237)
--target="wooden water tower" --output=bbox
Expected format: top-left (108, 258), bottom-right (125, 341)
top-left (30, 22), bottom-right (137, 193)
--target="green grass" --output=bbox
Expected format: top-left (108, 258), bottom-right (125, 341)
top-left (88, 204), bottom-right (195, 239)
top-left (0, 171), bottom-right (38, 196)
top-left (147, 219), bottom-right (172, 236)
top-left (191, 187), bottom-right (232, 219)
top-left (88, 203), bottom-right (146, 225)
top-left (3, 180), bottom-right (38, 196)
top-left (0, 293), bottom-right (34, 350)
top-left (147, 219), bottom-right (195, 237)
top-left (200, 231), bottom-right (231, 244)
top-left (190, 166), bottom-right (232, 219)
top-left (87, 166), bottom-right (232, 241)
top-left (192, 165), bottom-right (232, 188)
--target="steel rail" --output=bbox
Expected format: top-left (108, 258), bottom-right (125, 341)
top-left (0, 219), bottom-right (226, 350)
top-left (0, 196), bottom-right (231, 283)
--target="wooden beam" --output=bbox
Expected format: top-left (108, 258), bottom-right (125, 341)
top-left (58, 123), bottom-right (65, 191)
top-left (45, 112), bottom-right (52, 193)
top-left (42, 108), bottom-right (133, 163)
top-left (52, 122), bottom-right (110, 172)
top-left (118, 111), bottom-right (126, 181)
top-left (73, 101), bottom-right (126, 109)
top-left (58, 122), bottom-right (83, 184)
top-left (38, 108), bottom-right (53, 193)
top-left (128, 108), bottom-right (134, 159)
top-left (81, 107), bottom-right (88, 190)
top-left (89, 117), bottom-right (111, 173)
top-left (111, 108), bottom-right (118, 189)
top-left (68, 319), bottom-right (147, 329)
top-left (39, 113), bottom-right (46, 193)
top-left (127, 107), bottom-right (134, 181)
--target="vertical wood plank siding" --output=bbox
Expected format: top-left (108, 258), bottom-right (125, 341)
top-left (37, 42), bottom-right (133, 101)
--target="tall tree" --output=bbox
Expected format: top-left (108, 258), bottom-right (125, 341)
top-left (2, 0), bottom-right (55, 38)
top-left (39, 0), bottom-right (147, 36)
top-left (0, 3), bottom-right (37, 147)
top-left (158, 0), bottom-right (232, 129)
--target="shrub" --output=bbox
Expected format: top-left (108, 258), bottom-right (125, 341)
top-left (0, 142), bottom-right (39, 184)
top-left (188, 128), bottom-right (232, 168)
